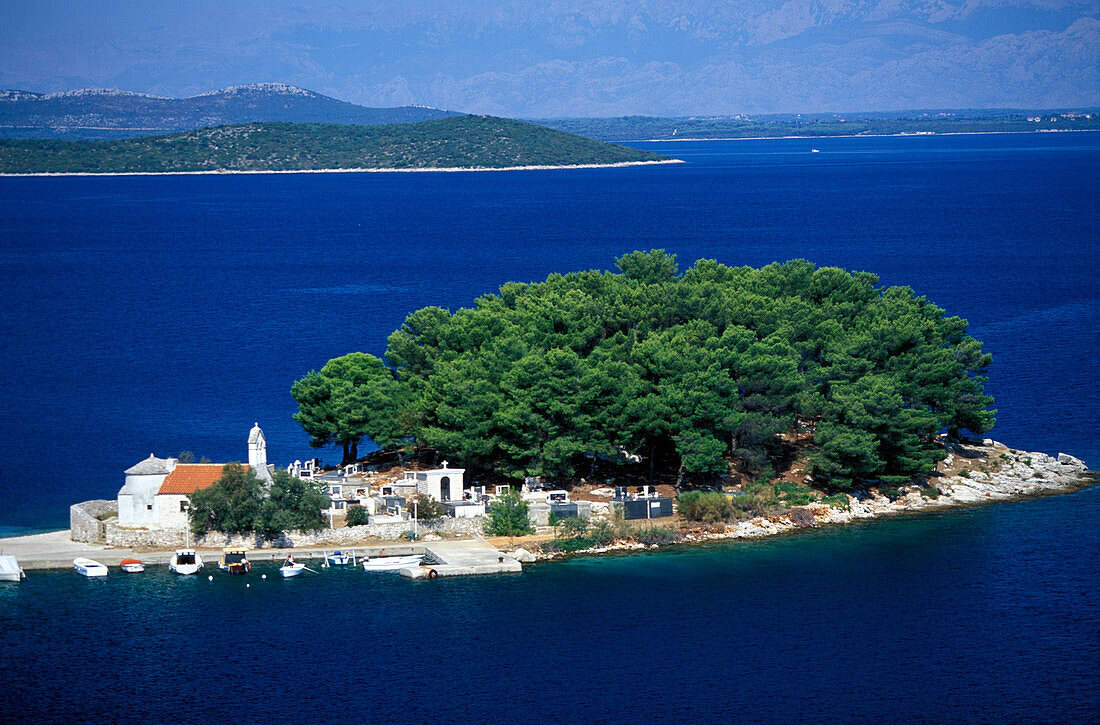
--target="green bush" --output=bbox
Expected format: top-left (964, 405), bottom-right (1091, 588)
top-left (485, 491), bottom-right (534, 537)
top-left (919, 485), bottom-right (941, 500)
top-left (878, 486), bottom-right (903, 501)
top-left (821, 493), bottom-right (850, 511)
top-left (677, 490), bottom-right (734, 523)
top-left (633, 525), bottom-right (679, 546)
top-left (406, 493), bottom-right (447, 521)
top-left (344, 505), bottom-right (369, 527)
top-left (556, 516), bottom-right (589, 538)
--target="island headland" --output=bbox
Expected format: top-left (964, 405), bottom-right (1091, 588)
top-left (3, 253), bottom-right (1092, 576)
top-left (0, 115), bottom-right (671, 175)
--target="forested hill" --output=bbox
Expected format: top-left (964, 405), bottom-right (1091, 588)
top-left (292, 251), bottom-right (996, 490)
top-left (0, 84), bottom-right (459, 140)
top-left (0, 116), bottom-right (670, 174)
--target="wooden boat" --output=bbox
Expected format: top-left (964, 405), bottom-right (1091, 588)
top-left (361, 555), bottom-right (422, 571)
top-left (326, 550), bottom-right (352, 566)
top-left (73, 557), bottom-right (108, 577)
top-left (169, 549), bottom-right (203, 575)
top-left (279, 562), bottom-right (306, 578)
top-left (0, 554), bottom-right (25, 582)
top-left (218, 547), bottom-right (251, 575)
top-left (119, 558), bottom-right (145, 573)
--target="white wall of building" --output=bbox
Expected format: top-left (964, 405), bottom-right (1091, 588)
top-left (117, 472), bottom-right (170, 526)
top-left (154, 494), bottom-right (191, 531)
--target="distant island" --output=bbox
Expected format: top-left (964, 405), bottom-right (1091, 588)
top-left (536, 111), bottom-right (1100, 142)
top-left (0, 116), bottom-right (671, 174)
top-left (0, 83), bottom-right (460, 140)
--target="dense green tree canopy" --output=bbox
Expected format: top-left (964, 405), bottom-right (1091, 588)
top-left (292, 253), bottom-right (995, 489)
top-left (188, 464), bottom-right (327, 537)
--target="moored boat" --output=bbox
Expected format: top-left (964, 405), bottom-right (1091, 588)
top-left (326, 550), bottom-right (352, 566)
top-left (0, 554), bottom-right (25, 582)
top-left (169, 548), bottom-right (203, 575)
top-left (218, 547), bottom-right (251, 575)
top-left (73, 557), bottom-right (109, 577)
top-left (280, 562), bottom-right (306, 578)
top-left (361, 555), bottom-right (422, 571)
top-left (120, 558), bottom-right (145, 573)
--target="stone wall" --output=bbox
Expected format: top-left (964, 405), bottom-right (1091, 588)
top-left (105, 520), bottom-right (189, 548)
top-left (70, 500), bottom-right (117, 543)
top-left (101, 514), bottom-right (486, 549)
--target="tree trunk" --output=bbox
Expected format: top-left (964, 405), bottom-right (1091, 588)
top-left (675, 463), bottom-right (686, 490)
top-left (350, 439), bottom-right (359, 463)
top-left (341, 441), bottom-right (351, 466)
top-left (648, 440), bottom-right (655, 484)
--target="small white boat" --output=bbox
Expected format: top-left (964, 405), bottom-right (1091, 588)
top-left (0, 554), bottom-right (25, 582)
top-left (169, 549), bottom-right (203, 575)
top-left (326, 550), bottom-right (352, 566)
top-left (73, 557), bottom-right (108, 577)
top-left (280, 562), bottom-right (306, 578)
top-left (361, 555), bottom-right (422, 571)
top-left (120, 558), bottom-right (145, 573)
top-left (811, 148), bottom-right (820, 153)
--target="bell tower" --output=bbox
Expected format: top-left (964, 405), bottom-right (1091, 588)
top-left (248, 422), bottom-right (267, 471)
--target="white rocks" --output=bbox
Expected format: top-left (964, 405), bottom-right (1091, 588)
top-left (510, 548), bottom-right (536, 563)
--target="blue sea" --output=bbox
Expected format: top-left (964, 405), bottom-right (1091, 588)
top-left (0, 133), bottom-right (1097, 721)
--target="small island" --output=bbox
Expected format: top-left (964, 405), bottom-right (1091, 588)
top-left (0, 115), bottom-right (672, 174)
top-left (4, 252), bottom-right (1091, 573)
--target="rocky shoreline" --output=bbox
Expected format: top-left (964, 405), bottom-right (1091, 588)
top-left (513, 440), bottom-right (1093, 563)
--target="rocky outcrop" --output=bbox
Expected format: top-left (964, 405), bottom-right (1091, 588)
top-left (530, 441), bottom-right (1091, 560)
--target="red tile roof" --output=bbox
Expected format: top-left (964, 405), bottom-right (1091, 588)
top-left (158, 463), bottom-right (248, 495)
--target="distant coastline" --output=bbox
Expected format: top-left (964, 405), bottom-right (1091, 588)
top-left (0, 158), bottom-right (684, 178)
top-left (623, 128), bottom-right (1100, 143)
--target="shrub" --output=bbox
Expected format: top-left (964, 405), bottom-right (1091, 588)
top-left (344, 505), bottom-right (369, 527)
top-left (556, 516), bottom-right (589, 538)
top-left (589, 519), bottom-right (616, 547)
top-left (633, 525), bottom-right (679, 546)
top-left (406, 493), bottom-right (447, 521)
top-left (919, 485), bottom-right (941, 500)
top-left (821, 493), bottom-right (850, 511)
top-left (677, 490), bottom-right (734, 523)
top-left (959, 470), bottom-right (971, 478)
top-left (485, 491), bottom-right (534, 537)
top-left (878, 486), bottom-right (903, 501)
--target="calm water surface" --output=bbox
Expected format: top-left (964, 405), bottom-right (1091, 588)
top-left (0, 132), bottom-right (1096, 531)
top-left (0, 132), bottom-right (1097, 721)
top-left (1, 486), bottom-right (1097, 723)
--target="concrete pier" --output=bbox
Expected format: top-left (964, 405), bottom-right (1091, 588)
top-left (401, 538), bottom-right (522, 578)
top-left (0, 530), bottom-right (521, 578)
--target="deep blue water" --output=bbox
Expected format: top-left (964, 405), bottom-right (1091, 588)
top-left (0, 133), bottom-right (1097, 721)
top-left (0, 132), bottom-right (1096, 533)
top-left (1, 487), bottom-right (1097, 723)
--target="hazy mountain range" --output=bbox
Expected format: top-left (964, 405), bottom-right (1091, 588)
top-left (0, 83), bottom-right (457, 139)
top-left (2, 0), bottom-right (1097, 116)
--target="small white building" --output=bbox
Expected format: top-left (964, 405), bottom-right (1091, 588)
top-left (118, 454), bottom-right (178, 526)
top-left (116, 423), bottom-right (273, 530)
top-left (392, 462), bottom-right (465, 502)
